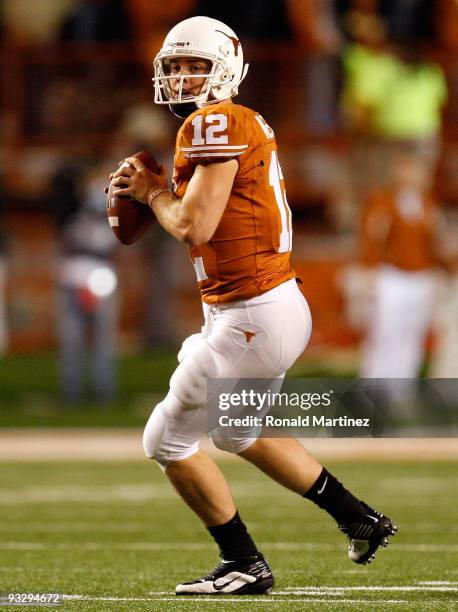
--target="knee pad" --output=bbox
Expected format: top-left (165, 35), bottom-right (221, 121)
top-left (143, 401), bottom-right (168, 467)
top-left (170, 340), bottom-right (219, 406)
top-left (209, 430), bottom-right (259, 455)
top-left (143, 393), bottom-right (203, 470)
top-left (177, 333), bottom-right (203, 363)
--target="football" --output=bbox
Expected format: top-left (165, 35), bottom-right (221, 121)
top-left (106, 150), bottom-right (158, 245)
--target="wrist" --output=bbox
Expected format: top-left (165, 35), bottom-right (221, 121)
top-left (147, 186), bottom-right (170, 211)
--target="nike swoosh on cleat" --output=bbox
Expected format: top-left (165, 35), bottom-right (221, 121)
top-left (366, 515), bottom-right (379, 523)
top-left (213, 577), bottom-right (240, 592)
top-left (317, 476), bottom-right (328, 495)
top-left (214, 572), bottom-right (256, 592)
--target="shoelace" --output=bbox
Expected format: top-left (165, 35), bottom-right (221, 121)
top-left (339, 511), bottom-right (383, 539)
top-left (199, 559), bottom-right (234, 581)
top-left (200, 556), bottom-right (265, 581)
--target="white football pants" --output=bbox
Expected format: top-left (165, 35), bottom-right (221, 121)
top-left (361, 265), bottom-right (436, 378)
top-left (143, 278), bottom-right (312, 468)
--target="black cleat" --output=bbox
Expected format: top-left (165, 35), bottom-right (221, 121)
top-left (176, 554), bottom-right (274, 595)
top-left (339, 503), bottom-right (398, 565)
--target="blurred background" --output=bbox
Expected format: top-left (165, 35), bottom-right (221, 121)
top-left (0, 0), bottom-right (457, 427)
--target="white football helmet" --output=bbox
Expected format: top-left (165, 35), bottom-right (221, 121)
top-left (152, 16), bottom-right (249, 108)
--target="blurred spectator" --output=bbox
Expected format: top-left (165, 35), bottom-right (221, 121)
top-left (1, 0), bottom-right (76, 44)
top-left (337, 0), bottom-right (435, 42)
top-left (290, 0), bottom-right (342, 53)
top-left (337, 32), bottom-right (447, 231)
top-left (430, 274), bottom-right (458, 378)
top-left (339, 0), bottom-right (388, 48)
top-left (50, 158), bottom-right (119, 405)
top-left (27, 62), bottom-right (145, 143)
top-left (126, 0), bottom-right (195, 68)
top-left (60, 0), bottom-right (131, 42)
top-left (334, 7), bottom-right (392, 230)
top-left (370, 42), bottom-right (447, 172)
top-left (340, 28), bottom-right (393, 137)
top-left (117, 98), bottom-right (173, 156)
top-left (358, 151), bottom-right (449, 378)
top-left (288, 0), bottom-right (343, 134)
top-left (37, 78), bottom-right (82, 136)
top-left (114, 104), bottom-right (176, 349)
top-left (141, 228), bottom-right (177, 349)
top-left (0, 178), bottom-right (8, 355)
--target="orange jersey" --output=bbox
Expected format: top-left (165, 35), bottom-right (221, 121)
top-left (360, 188), bottom-right (441, 271)
top-left (173, 102), bottom-right (295, 304)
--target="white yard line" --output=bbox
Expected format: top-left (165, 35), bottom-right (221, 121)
top-left (64, 596), bottom-right (151, 602)
top-left (0, 542), bottom-right (208, 551)
top-left (0, 483), bottom-right (174, 504)
top-left (0, 482), bottom-right (352, 504)
top-left (142, 599), bottom-right (413, 605)
top-left (0, 521), bottom-right (150, 532)
top-left (62, 594), bottom-right (414, 605)
top-left (283, 586), bottom-right (458, 592)
top-left (263, 543), bottom-right (458, 552)
top-left (418, 581), bottom-right (458, 585)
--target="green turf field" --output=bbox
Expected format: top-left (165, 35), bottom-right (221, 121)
top-left (0, 351), bottom-right (356, 428)
top-left (0, 460), bottom-right (457, 611)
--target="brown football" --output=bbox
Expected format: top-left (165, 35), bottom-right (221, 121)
top-left (106, 150), bottom-right (158, 245)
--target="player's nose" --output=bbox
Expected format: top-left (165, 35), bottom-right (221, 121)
top-left (172, 70), bottom-right (189, 84)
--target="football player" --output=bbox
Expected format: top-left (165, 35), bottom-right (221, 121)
top-left (110, 16), bottom-right (397, 596)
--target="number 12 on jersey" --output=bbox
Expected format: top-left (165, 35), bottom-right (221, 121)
top-left (269, 150), bottom-right (292, 252)
top-left (191, 114), bottom-right (228, 145)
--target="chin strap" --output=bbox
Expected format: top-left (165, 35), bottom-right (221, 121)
top-left (169, 102), bottom-right (198, 118)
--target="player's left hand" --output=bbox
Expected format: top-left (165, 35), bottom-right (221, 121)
top-left (111, 157), bottom-right (168, 204)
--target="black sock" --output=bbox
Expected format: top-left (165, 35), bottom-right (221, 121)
top-left (207, 511), bottom-right (260, 560)
top-left (303, 467), bottom-right (366, 525)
